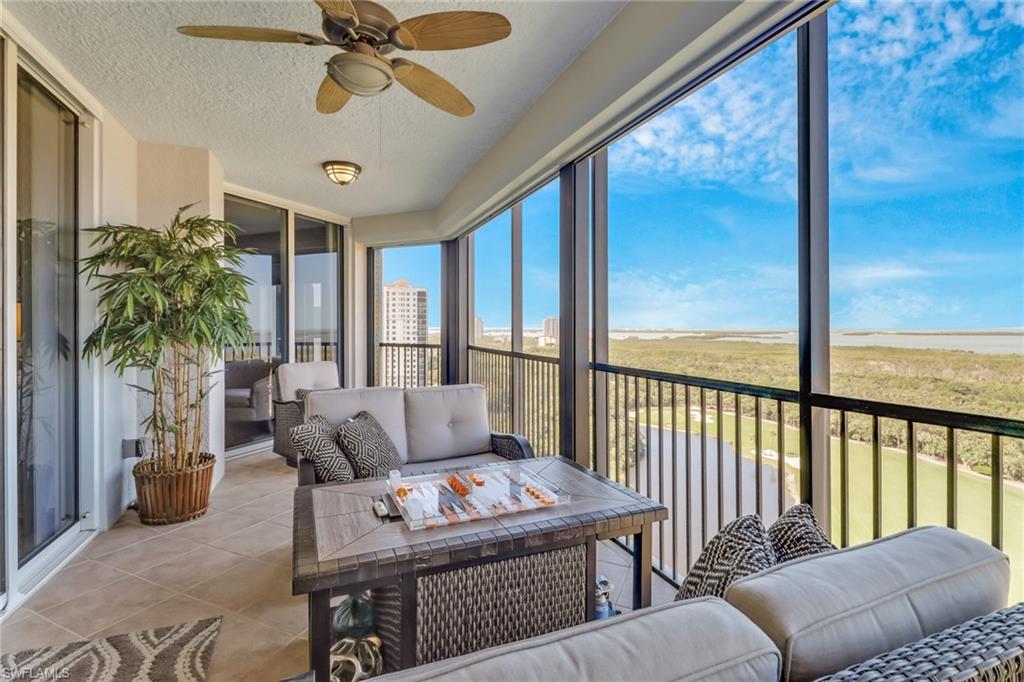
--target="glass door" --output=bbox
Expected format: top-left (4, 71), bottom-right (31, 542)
top-left (15, 69), bottom-right (79, 563)
top-left (223, 195), bottom-right (287, 450)
top-left (294, 215), bottom-right (342, 378)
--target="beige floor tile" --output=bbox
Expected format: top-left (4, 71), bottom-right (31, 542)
top-left (209, 479), bottom-right (288, 512)
top-left (81, 522), bottom-right (163, 559)
top-left (92, 594), bottom-right (226, 639)
top-left (186, 560), bottom-right (286, 613)
top-left (230, 490), bottom-right (295, 522)
top-left (92, 532), bottom-right (203, 573)
top-left (0, 610), bottom-right (81, 655)
top-left (39, 575), bottom-right (175, 638)
top-left (205, 613), bottom-right (296, 681)
top-left (266, 510), bottom-right (293, 529)
top-left (137, 547), bottom-right (247, 592)
top-left (167, 510), bottom-right (261, 545)
top-left (238, 567), bottom-right (307, 635)
top-left (218, 521), bottom-right (292, 558)
top-left (245, 636), bottom-right (309, 682)
top-left (256, 541), bottom-right (292, 568)
top-left (22, 560), bottom-right (132, 613)
top-left (597, 540), bottom-right (633, 567)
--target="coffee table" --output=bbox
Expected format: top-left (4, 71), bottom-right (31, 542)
top-left (292, 456), bottom-right (668, 681)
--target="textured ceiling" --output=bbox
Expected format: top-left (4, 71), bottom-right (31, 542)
top-left (8, 0), bottom-right (623, 218)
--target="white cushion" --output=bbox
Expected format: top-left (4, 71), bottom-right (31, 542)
top-left (404, 385), bottom-right (491, 463)
top-left (305, 387), bottom-right (408, 463)
top-left (277, 361), bottom-right (340, 401)
top-left (399, 453), bottom-right (504, 476)
top-left (376, 597), bottom-right (780, 682)
top-left (725, 526), bottom-right (1010, 681)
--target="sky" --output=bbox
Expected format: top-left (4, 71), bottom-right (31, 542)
top-left (383, 0), bottom-right (1023, 332)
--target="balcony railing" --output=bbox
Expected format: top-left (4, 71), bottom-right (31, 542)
top-left (591, 362), bottom-right (802, 585)
top-left (378, 342), bottom-right (442, 388)
top-left (468, 346), bottom-right (560, 457)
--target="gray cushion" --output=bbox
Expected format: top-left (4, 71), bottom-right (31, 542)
top-left (404, 385), bottom-right (491, 463)
top-left (336, 411), bottom-right (402, 479)
top-left (376, 597), bottom-right (780, 682)
top-left (289, 415), bottom-right (354, 483)
top-left (677, 514), bottom-right (777, 600)
top-left (725, 526), bottom-right (1011, 682)
top-left (767, 503), bottom-right (835, 563)
top-left (224, 387), bottom-right (251, 408)
top-left (399, 452), bottom-right (506, 476)
top-left (276, 361), bottom-right (340, 401)
top-left (305, 388), bottom-right (408, 463)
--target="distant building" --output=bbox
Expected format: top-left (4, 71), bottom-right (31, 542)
top-left (474, 316), bottom-right (484, 343)
top-left (538, 316), bottom-right (559, 347)
top-left (383, 280), bottom-right (428, 383)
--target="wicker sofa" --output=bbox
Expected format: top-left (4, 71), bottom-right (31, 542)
top-left (293, 384), bottom-right (534, 486)
top-left (375, 526), bottom-right (1018, 682)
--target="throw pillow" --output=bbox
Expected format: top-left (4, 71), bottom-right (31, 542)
top-left (768, 503), bottom-right (836, 563)
top-left (290, 414), bottom-right (355, 483)
top-left (336, 411), bottom-right (402, 479)
top-left (676, 515), bottom-right (776, 601)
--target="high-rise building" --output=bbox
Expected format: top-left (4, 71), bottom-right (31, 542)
top-left (382, 279), bottom-right (428, 384)
top-left (474, 316), bottom-right (484, 343)
top-left (538, 316), bottom-right (559, 347)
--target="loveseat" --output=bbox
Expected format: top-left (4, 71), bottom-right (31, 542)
top-left (375, 525), bottom-right (1018, 682)
top-left (295, 384), bottom-right (533, 485)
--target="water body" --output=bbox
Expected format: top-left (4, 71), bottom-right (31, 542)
top-left (613, 426), bottom-right (797, 581)
top-left (607, 330), bottom-right (1024, 355)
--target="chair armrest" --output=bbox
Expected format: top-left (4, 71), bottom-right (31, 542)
top-left (298, 457), bottom-right (317, 486)
top-left (273, 400), bottom-right (305, 464)
top-left (251, 376), bottom-right (273, 419)
top-left (491, 432), bottom-right (534, 460)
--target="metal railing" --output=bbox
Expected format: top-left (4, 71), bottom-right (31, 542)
top-left (468, 346), bottom-right (560, 456)
top-left (224, 341), bottom-right (276, 362)
top-left (294, 340), bottom-right (339, 363)
top-left (591, 362), bottom-right (802, 585)
top-left (813, 393), bottom-right (1023, 552)
top-left (377, 342), bottom-right (442, 388)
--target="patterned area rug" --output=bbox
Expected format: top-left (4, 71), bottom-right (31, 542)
top-left (1, 617), bottom-right (221, 681)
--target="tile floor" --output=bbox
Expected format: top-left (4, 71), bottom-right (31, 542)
top-left (0, 449), bottom-right (676, 680)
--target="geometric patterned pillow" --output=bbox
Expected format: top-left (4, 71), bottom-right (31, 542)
top-left (335, 411), bottom-right (402, 479)
top-left (290, 414), bottom-right (355, 483)
top-left (767, 503), bottom-right (836, 563)
top-left (676, 514), bottom-right (777, 601)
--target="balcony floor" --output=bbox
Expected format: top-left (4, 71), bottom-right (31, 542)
top-left (1, 450), bottom-right (676, 680)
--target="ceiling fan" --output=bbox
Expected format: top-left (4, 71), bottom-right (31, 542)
top-left (178, 0), bottom-right (511, 118)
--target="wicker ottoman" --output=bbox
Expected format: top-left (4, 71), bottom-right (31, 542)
top-left (821, 603), bottom-right (1024, 681)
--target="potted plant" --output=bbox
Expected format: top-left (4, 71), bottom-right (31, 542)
top-left (82, 205), bottom-right (254, 524)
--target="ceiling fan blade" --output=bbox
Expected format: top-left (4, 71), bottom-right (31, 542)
top-left (316, 75), bottom-right (353, 114)
top-left (391, 58), bottom-right (474, 117)
top-left (314, 0), bottom-right (358, 27)
top-left (177, 26), bottom-right (324, 45)
top-left (397, 11), bottom-right (510, 51)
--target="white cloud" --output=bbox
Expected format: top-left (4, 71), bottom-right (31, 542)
top-left (835, 290), bottom-right (960, 329)
top-left (833, 262), bottom-right (931, 289)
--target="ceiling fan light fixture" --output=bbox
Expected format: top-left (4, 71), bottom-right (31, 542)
top-left (322, 160), bottom-right (362, 185)
top-left (327, 51), bottom-right (393, 96)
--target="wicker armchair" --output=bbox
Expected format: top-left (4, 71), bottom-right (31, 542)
top-left (272, 361), bottom-right (340, 466)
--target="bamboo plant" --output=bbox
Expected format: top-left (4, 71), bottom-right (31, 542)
top-left (82, 205), bottom-right (254, 472)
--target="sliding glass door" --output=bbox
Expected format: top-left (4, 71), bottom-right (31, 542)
top-left (222, 195), bottom-right (287, 450)
top-left (15, 70), bottom-right (79, 563)
top-left (294, 215), bottom-right (342, 378)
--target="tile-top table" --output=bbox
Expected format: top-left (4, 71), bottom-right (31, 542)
top-left (292, 456), bottom-right (668, 681)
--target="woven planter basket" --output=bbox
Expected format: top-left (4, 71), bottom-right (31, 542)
top-left (132, 453), bottom-right (215, 525)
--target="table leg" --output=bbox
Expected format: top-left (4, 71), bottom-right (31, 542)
top-left (585, 536), bottom-right (597, 620)
top-left (632, 522), bottom-right (652, 609)
top-left (308, 590), bottom-right (331, 682)
top-left (399, 573), bottom-right (417, 669)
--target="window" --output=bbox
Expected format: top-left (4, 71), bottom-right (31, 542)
top-left (294, 215), bottom-right (342, 371)
top-left (606, 32), bottom-right (799, 388)
top-left (472, 212), bottom-right (512, 349)
top-left (378, 245), bottom-right (441, 386)
top-left (522, 180), bottom-right (559, 356)
top-left (16, 70), bottom-right (79, 562)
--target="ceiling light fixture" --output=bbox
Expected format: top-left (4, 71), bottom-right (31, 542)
top-left (322, 160), bottom-right (361, 186)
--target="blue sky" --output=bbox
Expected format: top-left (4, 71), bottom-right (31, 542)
top-left (384, 0), bottom-right (1023, 332)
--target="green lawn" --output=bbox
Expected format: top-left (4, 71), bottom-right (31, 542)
top-left (640, 407), bottom-right (1023, 603)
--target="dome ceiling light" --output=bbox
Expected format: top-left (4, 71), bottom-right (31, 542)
top-left (322, 160), bottom-right (362, 185)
